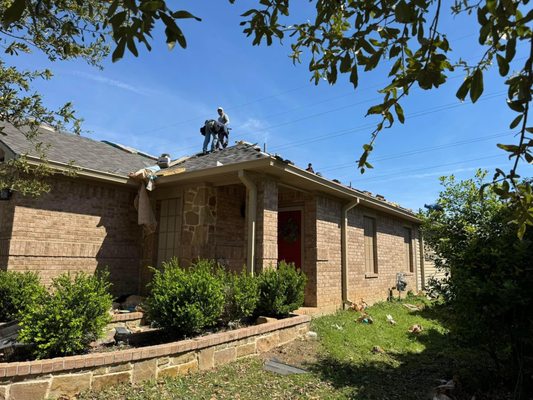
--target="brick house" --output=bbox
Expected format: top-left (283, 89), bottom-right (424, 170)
top-left (0, 122), bottom-right (424, 311)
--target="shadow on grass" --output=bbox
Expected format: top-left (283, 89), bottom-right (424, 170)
top-left (309, 327), bottom-right (511, 400)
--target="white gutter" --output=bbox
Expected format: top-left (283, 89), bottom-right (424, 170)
top-left (341, 198), bottom-right (360, 308)
top-left (238, 170), bottom-right (257, 276)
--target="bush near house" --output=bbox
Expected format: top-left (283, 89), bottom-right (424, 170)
top-left (256, 261), bottom-right (307, 318)
top-left (0, 270), bottom-right (46, 321)
top-left (147, 259), bottom-right (307, 333)
top-left (146, 259), bottom-right (225, 336)
top-left (18, 271), bottom-right (113, 359)
top-left (220, 270), bottom-right (259, 324)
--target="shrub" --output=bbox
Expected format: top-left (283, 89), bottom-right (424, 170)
top-left (0, 270), bottom-right (45, 321)
top-left (221, 270), bottom-right (259, 324)
top-left (18, 271), bottom-right (113, 359)
top-left (422, 171), bottom-right (533, 389)
top-left (146, 259), bottom-right (225, 335)
top-left (256, 261), bottom-right (307, 318)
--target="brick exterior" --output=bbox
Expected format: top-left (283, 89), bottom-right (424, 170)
top-left (0, 176), bottom-right (142, 296)
top-left (147, 181), bottom-right (422, 310)
top-left (255, 178), bottom-right (278, 272)
top-left (1, 172), bottom-right (421, 310)
top-left (214, 185), bottom-right (246, 272)
top-left (346, 206), bottom-right (420, 305)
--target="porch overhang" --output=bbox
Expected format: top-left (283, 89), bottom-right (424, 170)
top-left (155, 156), bottom-right (421, 224)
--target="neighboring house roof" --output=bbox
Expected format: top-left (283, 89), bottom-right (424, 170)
top-left (0, 121), bottom-right (157, 178)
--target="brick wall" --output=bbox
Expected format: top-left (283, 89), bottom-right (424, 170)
top-left (0, 200), bottom-right (14, 271)
top-left (255, 178), bottom-right (278, 271)
top-left (4, 176), bottom-right (142, 296)
top-left (214, 185), bottom-right (246, 272)
top-left (279, 188), bottom-right (318, 307)
top-left (346, 205), bottom-right (420, 305)
top-left (315, 196), bottom-right (343, 308)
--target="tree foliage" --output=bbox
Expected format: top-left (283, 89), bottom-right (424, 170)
top-left (422, 171), bottom-right (533, 397)
top-left (0, 0), bottom-right (531, 233)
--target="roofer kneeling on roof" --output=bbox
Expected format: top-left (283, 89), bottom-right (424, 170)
top-left (201, 119), bottom-right (226, 154)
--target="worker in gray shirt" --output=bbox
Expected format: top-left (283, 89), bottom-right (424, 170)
top-left (216, 107), bottom-right (230, 149)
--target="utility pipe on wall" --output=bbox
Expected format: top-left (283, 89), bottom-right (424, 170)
top-left (238, 170), bottom-right (257, 276)
top-left (341, 198), bottom-right (360, 308)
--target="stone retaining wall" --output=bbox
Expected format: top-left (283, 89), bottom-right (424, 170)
top-left (0, 315), bottom-right (310, 400)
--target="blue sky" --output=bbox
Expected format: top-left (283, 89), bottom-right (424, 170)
top-left (9, 1), bottom-right (531, 211)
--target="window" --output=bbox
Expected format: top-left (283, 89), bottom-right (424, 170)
top-left (404, 227), bottom-right (413, 273)
top-left (364, 216), bottom-right (377, 273)
top-left (157, 198), bottom-right (182, 265)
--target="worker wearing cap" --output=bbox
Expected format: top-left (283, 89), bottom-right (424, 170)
top-left (216, 107), bottom-right (230, 149)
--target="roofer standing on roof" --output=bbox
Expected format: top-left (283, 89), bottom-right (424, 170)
top-left (216, 107), bottom-right (230, 149)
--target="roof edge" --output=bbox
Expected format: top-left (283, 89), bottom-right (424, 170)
top-left (273, 161), bottom-right (421, 223)
top-left (25, 155), bottom-right (132, 185)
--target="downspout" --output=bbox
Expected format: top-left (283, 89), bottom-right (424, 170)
top-left (238, 170), bottom-right (257, 276)
top-left (419, 230), bottom-right (426, 290)
top-left (342, 198), bottom-right (360, 309)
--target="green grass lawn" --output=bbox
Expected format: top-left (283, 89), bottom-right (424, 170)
top-left (79, 297), bottom-right (504, 400)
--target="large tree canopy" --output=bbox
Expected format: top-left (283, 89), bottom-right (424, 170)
top-left (0, 0), bottom-right (531, 233)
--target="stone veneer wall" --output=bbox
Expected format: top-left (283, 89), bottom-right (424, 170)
top-left (0, 176), bottom-right (142, 296)
top-left (178, 185), bottom-right (217, 265)
top-left (0, 315), bottom-right (310, 400)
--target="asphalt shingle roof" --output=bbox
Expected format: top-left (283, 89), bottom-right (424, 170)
top-left (0, 122), bottom-right (157, 176)
top-left (165, 142), bottom-right (270, 173)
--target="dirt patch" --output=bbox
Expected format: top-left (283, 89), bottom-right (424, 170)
top-left (259, 336), bottom-right (320, 369)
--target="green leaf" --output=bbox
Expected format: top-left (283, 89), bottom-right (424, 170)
top-left (126, 38), bottom-right (138, 57)
top-left (2, 0), bottom-right (26, 27)
top-left (172, 10), bottom-right (202, 21)
top-left (340, 53), bottom-right (352, 73)
top-left (505, 38), bottom-right (516, 61)
top-left (112, 39), bottom-right (126, 62)
top-left (394, 102), bottom-right (405, 123)
top-left (496, 54), bottom-right (509, 76)
top-left (507, 100), bottom-right (524, 112)
top-left (470, 69), bottom-right (484, 103)
top-left (509, 114), bottom-right (523, 129)
top-left (349, 66), bottom-right (358, 89)
top-left (366, 104), bottom-right (385, 116)
top-left (140, 1), bottom-right (164, 12)
top-left (395, 0), bottom-right (414, 23)
top-left (497, 143), bottom-right (520, 152)
top-left (456, 76), bottom-right (471, 101)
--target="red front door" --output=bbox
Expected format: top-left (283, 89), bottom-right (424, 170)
top-left (278, 210), bottom-right (302, 268)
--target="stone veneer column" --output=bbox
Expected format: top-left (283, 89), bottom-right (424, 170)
top-left (179, 184), bottom-right (217, 264)
top-left (255, 178), bottom-right (278, 272)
